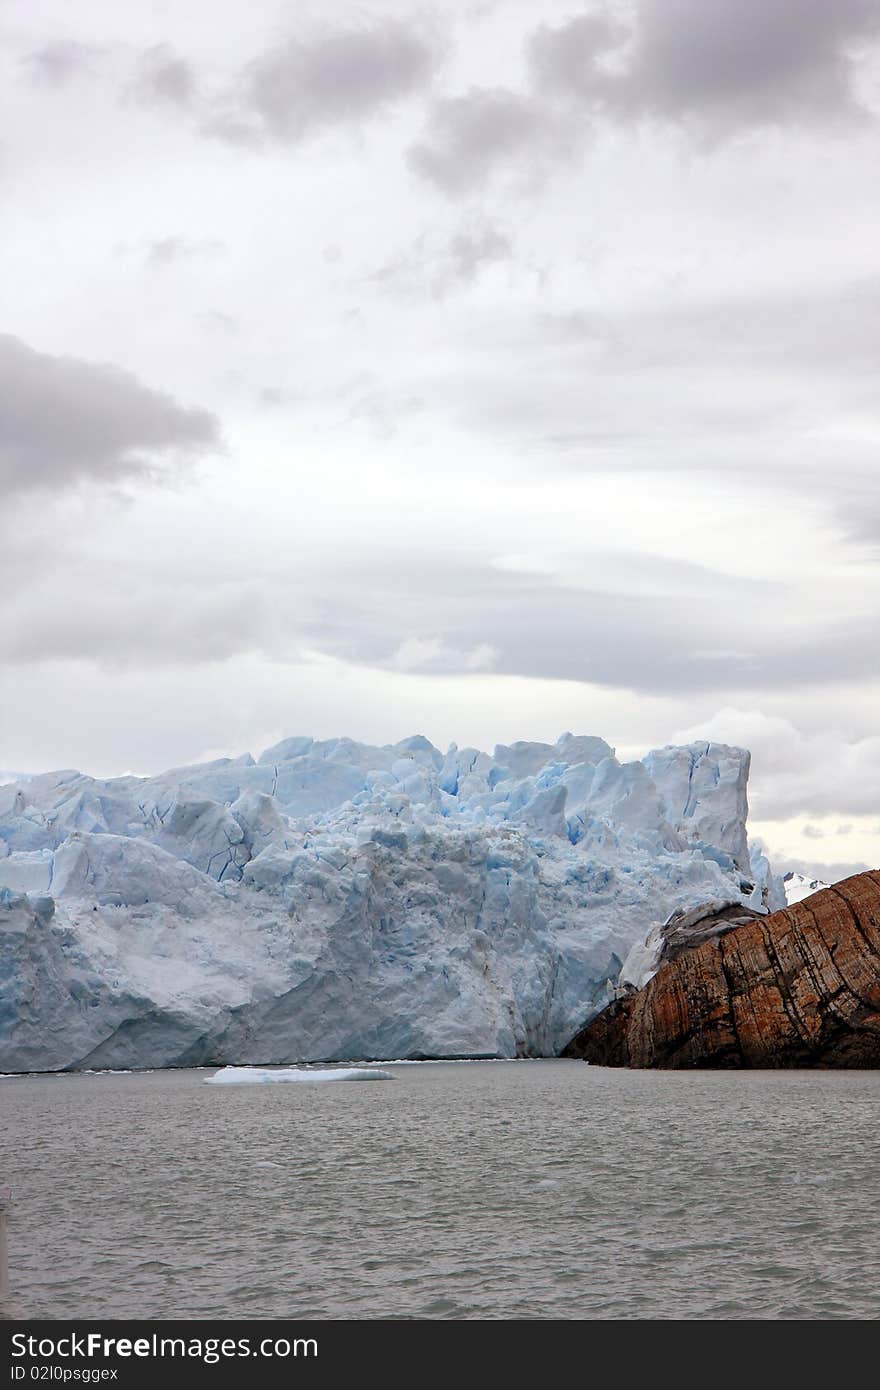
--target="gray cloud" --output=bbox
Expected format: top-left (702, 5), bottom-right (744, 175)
top-left (196, 310), bottom-right (238, 333)
top-left (369, 219), bottom-right (512, 297)
top-left (209, 19), bottom-right (440, 145)
top-left (416, 278), bottom-right (880, 547)
top-left (542, 277), bottom-right (880, 376)
top-left (344, 385), bottom-right (426, 438)
top-left (146, 236), bottom-right (225, 268)
top-left (528, 0), bottom-right (880, 136)
top-left (407, 87), bottom-right (564, 192)
top-left (757, 850), bottom-right (871, 883)
top-left (527, 9), bottom-right (629, 98)
top-left (409, 2), bottom-right (880, 196)
top-left (493, 278), bottom-right (880, 435)
top-left (0, 522), bottom-right (876, 821)
top-left (836, 487), bottom-right (880, 550)
top-left (257, 386), bottom-right (301, 409)
top-left (447, 222), bottom-right (512, 282)
top-left (0, 578), bottom-right (271, 667)
top-left (277, 552), bottom-right (878, 700)
top-left (133, 44), bottom-right (197, 107)
top-left (0, 334), bottom-right (220, 496)
top-left (0, 539), bottom-right (811, 695)
top-left (24, 40), bottom-right (100, 88)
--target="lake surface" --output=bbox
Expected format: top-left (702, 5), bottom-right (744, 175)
top-left (2, 1060), bottom-right (879, 1320)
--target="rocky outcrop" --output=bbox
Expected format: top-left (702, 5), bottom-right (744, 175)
top-left (617, 898), bottom-right (768, 992)
top-left (563, 871), bottom-right (880, 1068)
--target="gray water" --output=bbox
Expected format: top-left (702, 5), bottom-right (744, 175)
top-left (2, 1060), bottom-right (879, 1320)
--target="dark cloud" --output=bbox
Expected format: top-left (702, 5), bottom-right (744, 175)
top-left (24, 40), bottom-right (99, 88)
top-left (0, 334), bottom-right (220, 496)
top-left (133, 44), bottom-right (196, 107)
top-left (407, 87), bottom-right (564, 193)
top-left (528, 0), bottom-right (880, 136)
top-left (210, 20), bottom-right (440, 145)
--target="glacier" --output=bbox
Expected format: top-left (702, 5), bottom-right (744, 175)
top-left (0, 732), bottom-right (784, 1072)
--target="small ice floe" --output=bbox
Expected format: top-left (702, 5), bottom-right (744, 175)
top-left (206, 1066), bottom-right (393, 1085)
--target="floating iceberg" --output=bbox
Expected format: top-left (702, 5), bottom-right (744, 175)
top-left (207, 1066), bottom-right (392, 1084)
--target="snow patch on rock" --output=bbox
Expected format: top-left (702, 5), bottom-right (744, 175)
top-left (784, 871), bottom-right (832, 905)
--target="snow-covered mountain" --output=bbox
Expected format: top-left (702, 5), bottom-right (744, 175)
top-left (0, 733), bottom-right (784, 1071)
top-left (783, 871), bottom-right (832, 906)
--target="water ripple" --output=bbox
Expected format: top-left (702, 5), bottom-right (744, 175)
top-left (1, 1061), bottom-right (879, 1319)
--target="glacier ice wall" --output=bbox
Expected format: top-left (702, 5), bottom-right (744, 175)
top-left (0, 733), bottom-right (784, 1071)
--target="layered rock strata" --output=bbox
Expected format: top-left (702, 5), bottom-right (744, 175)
top-left (564, 872), bottom-right (880, 1068)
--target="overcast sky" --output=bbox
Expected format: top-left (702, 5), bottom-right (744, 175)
top-left (1, 0), bottom-right (879, 880)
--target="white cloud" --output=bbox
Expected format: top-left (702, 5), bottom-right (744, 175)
top-left (391, 636), bottom-right (499, 673)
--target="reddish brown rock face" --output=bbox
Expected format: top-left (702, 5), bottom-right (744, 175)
top-left (564, 870), bottom-right (880, 1068)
